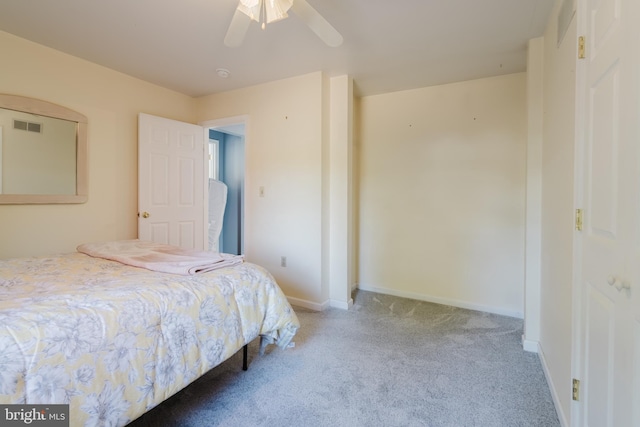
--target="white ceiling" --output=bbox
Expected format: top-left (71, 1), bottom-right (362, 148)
top-left (0, 0), bottom-right (555, 98)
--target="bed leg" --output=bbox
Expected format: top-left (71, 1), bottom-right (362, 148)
top-left (242, 344), bottom-right (248, 371)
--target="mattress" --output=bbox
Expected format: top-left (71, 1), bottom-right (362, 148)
top-left (0, 252), bottom-right (299, 426)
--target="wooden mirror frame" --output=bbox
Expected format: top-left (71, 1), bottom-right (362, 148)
top-left (0, 94), bottom-right (88, 204)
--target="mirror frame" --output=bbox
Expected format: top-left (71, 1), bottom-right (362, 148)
top-left (0, 94), bottom-right (88, 204)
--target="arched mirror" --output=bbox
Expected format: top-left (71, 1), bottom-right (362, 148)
top-left (0, 94), bottom-right (87, 204)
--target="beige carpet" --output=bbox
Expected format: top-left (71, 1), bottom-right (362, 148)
top-left (128, 290), bottom-right (560, 427)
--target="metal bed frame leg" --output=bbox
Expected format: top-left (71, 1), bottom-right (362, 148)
top-left (242, 344), bottom-right (248, 371)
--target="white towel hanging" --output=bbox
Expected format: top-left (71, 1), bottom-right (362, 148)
top-left (208, 179), bottom-right (228, 251)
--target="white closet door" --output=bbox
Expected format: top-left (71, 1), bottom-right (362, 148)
top-left (576, 0), bottom-right (640, 425)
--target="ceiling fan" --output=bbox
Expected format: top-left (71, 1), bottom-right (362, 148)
top-left (224, 0), bottom-right (343, 48)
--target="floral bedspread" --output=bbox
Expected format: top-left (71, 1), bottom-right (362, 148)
top-left (0, 252), bottom-right (299, 427)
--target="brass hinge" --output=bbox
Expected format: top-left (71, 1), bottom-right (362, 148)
top-left (578, 36), bottom-right (586, 59)
top-left (572, 378), bottom-right (580, 401)
top-left (575, 209), bottom-right (583, 231)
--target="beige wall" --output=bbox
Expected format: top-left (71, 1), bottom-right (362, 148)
top-left (0, 31), bottom-right (196, 259)
top-left (196, 73), bottom-right (327, 305)
top-left (358, 73), bottom-right (527, 317)
top-left (538, 0), bottom-right (577, 424)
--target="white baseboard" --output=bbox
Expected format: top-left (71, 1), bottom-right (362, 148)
top-left (286, 295), bottom-right (353, 311)
top-left (356, 284), bottom-right (524, 319)
top-left (286, 296), bottom-right (330, 311)
top-left (522, 337), bottom-right (539, 353)
top-left (538, 343), bottom-right (570, 427)
top-left (330, 298), bottom-right (353, 310)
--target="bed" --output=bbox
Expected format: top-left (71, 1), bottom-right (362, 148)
top-left (0, 240), bottom-right (299, 427)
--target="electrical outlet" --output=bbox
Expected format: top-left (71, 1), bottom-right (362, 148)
top-left (280, 256), bottom-right (287, 267)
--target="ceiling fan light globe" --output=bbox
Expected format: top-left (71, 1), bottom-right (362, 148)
top-left (237, 0), bottom-right (293, 24)
top-left (237, 1), bottom-right (261, 22)
top-left (267, 0), bottom-right (293, 21)
top-left (229, 0), bottom-right (342, 47)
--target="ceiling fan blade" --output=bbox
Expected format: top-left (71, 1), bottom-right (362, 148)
top-left (224, 8), bottom-right (252, 47)
top-left (290, 0), bottom-right (343, 47)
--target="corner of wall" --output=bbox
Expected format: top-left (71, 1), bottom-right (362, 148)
top-left (327, 75), bottom-right (355, 309)
top-left (524, 36), bottom-right (545, 346)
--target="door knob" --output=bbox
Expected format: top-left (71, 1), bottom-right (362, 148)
top-left (608, 275), bottom-right (631, 292)
top-left (141, 211), bottom-right (150, 218)
top-left (615, 280), bottom-right (630, 292)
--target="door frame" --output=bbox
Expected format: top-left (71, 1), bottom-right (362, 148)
top-left (571, 2), bottom-right (586, 419)
top-left (199, 115), bottom-right (249, 253)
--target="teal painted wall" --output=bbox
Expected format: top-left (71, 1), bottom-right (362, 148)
top-left (209, 129), bottom-right (244, 255)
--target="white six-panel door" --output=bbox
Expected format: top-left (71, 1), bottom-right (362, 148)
top-left (138, 113), bottom-right (207, 250)
top-left (576, 0), bottom-right (639, 425)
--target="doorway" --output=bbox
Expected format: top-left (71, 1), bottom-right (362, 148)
top-left (205, 120), bottom-right (245, 256)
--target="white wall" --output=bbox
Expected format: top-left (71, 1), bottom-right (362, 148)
top-left (0, 30), bottom-right (196, 259)
top-left (524, 37), bottom-right (544, 350)
top-left (196, 73), bottom-right (327, 306)
top-left (197, 73), bottom-right (354, 309)
top-left (358, 73), bottom-right (527, 317)
top-left (538, 0), bottom-right (577, 424)
top-left (329, 75), bottom-right (354, 309)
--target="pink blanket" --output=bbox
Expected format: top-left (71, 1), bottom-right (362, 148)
top-left (77, 239), bottom-right (244, 275)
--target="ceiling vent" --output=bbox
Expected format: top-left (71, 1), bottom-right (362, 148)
top-left (13, 119), bottom-right (42, 134)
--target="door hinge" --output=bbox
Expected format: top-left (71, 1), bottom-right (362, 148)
top-left (575, 209), bottom-right (583, 231)
top-left (578, 36), bottom-right (586, 59)
top-left (572, 378), bottom-right (580, 401)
